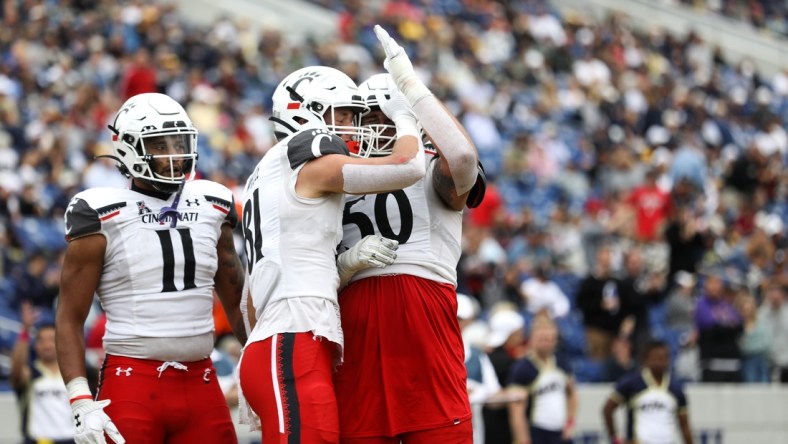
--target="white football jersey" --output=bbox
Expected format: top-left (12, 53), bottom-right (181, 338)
top-left (64, 180), bottom-right (237, 344)
top-left (242, 128), bottom-right (349, 347)
top-left (338, 150), bottom-right (462, 286)
top-left (21, 361), bottom-right (73, 441)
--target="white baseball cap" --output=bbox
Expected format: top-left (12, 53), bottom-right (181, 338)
top-left (457, 293), bottom-right (479, 321)
top-left (486, 310), bottom-right (525, 348)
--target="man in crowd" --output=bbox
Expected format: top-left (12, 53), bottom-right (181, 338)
top-left (11, 302), bottom-right (73, 444)
top-left (603, 340), bottom-right (694, 444)
top-left (694, 268), bottom-right (743, 382)
top-left (759, 282), bottom-right (788, 382)
top-left (508, 315), bottom-right (577, 444)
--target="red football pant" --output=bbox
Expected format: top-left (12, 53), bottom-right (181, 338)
top-left (240, 332), bottom-right (340, 444)
top-left (97, 354), bottom-right (236, 444)
top-left (339, 420), bottom-right (473, 444)
top-left (334, 274), bottom-right (472, 440)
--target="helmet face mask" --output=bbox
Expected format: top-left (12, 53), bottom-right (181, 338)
top-left (270, 66), bottom-right (371, 149)
top-left (359, 108), bottom-right (396, 158)
top-left (357, 73), bottom-right (397, 158)
top-left (108, 93), bottom-right (198, 193)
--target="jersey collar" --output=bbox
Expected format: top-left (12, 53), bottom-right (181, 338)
top-left (642, 368), bottom-right (670, 391)
top-left (132, 180), bottom-right (174, 201)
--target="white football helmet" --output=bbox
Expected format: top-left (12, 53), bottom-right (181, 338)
top-left (357, 73), bottom-right (397, 158)
top-left (105, 93), bottom-right (198, 193)
top-left (270, 66), bottom-right (371, 152)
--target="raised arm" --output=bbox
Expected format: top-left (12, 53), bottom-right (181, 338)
top-left (374, 24), bottom-right (479, 210)
top-left (9, 302), bottom-right (37, 391)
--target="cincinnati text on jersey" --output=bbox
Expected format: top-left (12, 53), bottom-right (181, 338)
top-left (141, 211), bottom-right (199, 224)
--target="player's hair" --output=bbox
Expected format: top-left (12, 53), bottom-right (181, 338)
top-left (640, 338), bottom-right (669, 363)
top-left (529, 313), bottom-right (557, 334)
top-left (34, 322), bottom-right (56, 339)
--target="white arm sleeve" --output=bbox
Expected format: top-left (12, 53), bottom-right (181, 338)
top-left (413, 96), bottom-right (478, 195)
top-left (341, 144), bottom-right (425, 194)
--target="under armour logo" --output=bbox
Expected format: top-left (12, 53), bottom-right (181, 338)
top-left (185, 199), bottom-right (200, 207)
top-left (203, 368), bottom-right (212, 383)
top-left (74, 413), bottom-right (81, 427)
top-left (137, 200), bottom-right (151, 215)
top-left (115, 367), bottom-right (132, 376)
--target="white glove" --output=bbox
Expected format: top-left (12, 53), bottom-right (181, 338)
top-left (377, 89), bottom-right (414, 123)
top-left (376, 89), bottom-right (420, 139)
top-left (72, 399), bottom-right (125, 444)
top-left (337, 235), bottom-right (399, 285)
top-left (373, 24), bottom-right (432, 105)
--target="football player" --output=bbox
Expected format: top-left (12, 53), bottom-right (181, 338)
top-left (603, 340), bottom-right (694, 444)
top-left (332, 26), bottom-right (485, 443)
top-left (238, 65), bottom-right (426, 444)
top-left (56, 93), bottom-right (247, 444)
top-left (508, 316), bottom-right (577, 444)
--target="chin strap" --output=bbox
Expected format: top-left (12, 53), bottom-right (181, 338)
top-left (159, 179), bottom-right (186, 228)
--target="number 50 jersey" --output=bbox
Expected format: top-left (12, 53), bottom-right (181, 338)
top-left (339, 151), bottom-right (462, 287)
top-left (64, 180), bottom-right (238, 341)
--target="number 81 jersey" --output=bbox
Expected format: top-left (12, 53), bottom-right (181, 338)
top-left (64, 180), bottom-right (238, 340)
top-left (339, 153), bottom-right (462, 287)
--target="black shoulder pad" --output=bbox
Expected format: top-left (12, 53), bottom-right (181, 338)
top-left (466, 161), bottom-right (487, 209)
top-left (205, 194), bottom-right (238, 228)
top-left (286, 128), bottom-right (349, 170)
top-left (64, 198), bottom-right (101, 240)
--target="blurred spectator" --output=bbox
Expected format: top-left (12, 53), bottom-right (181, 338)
top-left (627, 168), bottom-right (671, 242)
top-left (603, 340), bottom-right (694, 444)
top-left (118, 48), bottom-right (157, 100)
top-left (457, 293), bottom-right (500, 444)
top-left (694, 269), bottom-right (743, 382)
top-left (665, 271), bottom-right (698, 333)
top-left (602, 337), bottom-right (636, 383)
top-left (618, 246), bottom-right (664, 353)
top-left (9, 251), bottom-right (59, 311)
top-left (508, 315), bottom-right (577, 444)
top-left (758, 283), bottom-right (788, 382)
top-left (519, 261), bottom-right (570, 319)
top-left (576, 245), bottom-right (630, 360)
top-left (736, 293), bottom-right (772, 383)
top-left (482, 304), bottom-right (526, 444)
top-left (665, 206), bottom-right (708, 283)
top-left (665, 272), bottom-right (703, 383)
top-left (212, 335), bottom-right (242, 407)
top-left (10, 302), bottom-right (73, 444)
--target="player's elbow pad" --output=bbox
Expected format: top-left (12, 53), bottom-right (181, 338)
top-left (342, 149), bottom-right (425, 194)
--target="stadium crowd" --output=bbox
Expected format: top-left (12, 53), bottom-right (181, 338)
top-left (1, 0), bottom-right (787, 392)
top-left (675, 0), bottom-right (788, 38)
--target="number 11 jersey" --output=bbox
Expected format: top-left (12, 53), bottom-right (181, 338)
top-left (64, 180), bottom-right (237, 343)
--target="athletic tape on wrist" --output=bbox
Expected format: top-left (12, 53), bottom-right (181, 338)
top-left (66, 377), bottom-right (92, 404)
top-left (395, 116), bottom-right (420, 139)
